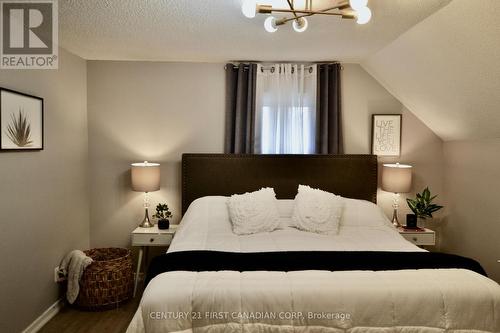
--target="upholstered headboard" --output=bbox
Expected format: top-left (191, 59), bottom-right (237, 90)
top-left (181, 154), bottom-right (378, 214)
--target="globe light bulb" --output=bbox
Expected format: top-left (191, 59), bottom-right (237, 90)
top-left (356, 6), bottom-right (372, 25)
top-left (349, 0), bottom-right (368, 11)
top-left (264, 16), bottom-right (278, 33)
top-left (241, 0), bottom-right (256, 18)
top-left (292, 17), bottom-right (308, 32)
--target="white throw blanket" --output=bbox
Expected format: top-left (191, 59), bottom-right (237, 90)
top-left (127, 269), bottom-right (500, 333)
top-left (59, 250), bottom-right (93, 304)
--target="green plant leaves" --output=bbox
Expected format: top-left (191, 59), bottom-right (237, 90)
top-left (152, 202), bottom-right (173, 219)
top-left (406, 187), bottom-right (443, 220)
top-left (5, 109), bottom-right (33, 147)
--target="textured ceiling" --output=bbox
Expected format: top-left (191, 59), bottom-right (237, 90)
top-left (59, 0), bottom-right (451, 62)
top-left (362, 0), bottom-right (500, 141)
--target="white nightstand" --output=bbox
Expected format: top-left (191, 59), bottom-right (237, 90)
top-left (131, 224), bottom-right (178, 297)
top-left (398, 228), bottom-right (436, 247)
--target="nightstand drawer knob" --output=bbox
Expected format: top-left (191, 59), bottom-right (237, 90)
top-left (412, 237), bottom-right (418, 242)
top-left (150, 238), bottom-right (154, 242)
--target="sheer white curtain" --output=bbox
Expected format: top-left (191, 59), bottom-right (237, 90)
top-left (255, 64), bottom-right (317, 154)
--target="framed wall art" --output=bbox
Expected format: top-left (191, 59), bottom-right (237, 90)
top-left (371, 114), bottom-right (401, 156)
top-left (0, 88), bottom-right (44, 151)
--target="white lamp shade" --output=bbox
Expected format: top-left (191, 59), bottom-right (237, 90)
top-left (292, 17), bottom-right (308, 32)
top-left (264, 16), bottom-right (278, 33)
top-left (382, 163), bottom-right (412, 193)
top-left (131, 162), bottom-right (160, 192)
top-left (241, 0), bottom-right (256, 18)
top-left (356, 6), bottom-right (372, 25)
top-left (350, 0), bottom-right (368, 11)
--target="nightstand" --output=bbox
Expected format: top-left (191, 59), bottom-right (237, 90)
top-left (131, 224), bottom-right (178, 297)
top-left (398, 228), bottom-right (436, 247)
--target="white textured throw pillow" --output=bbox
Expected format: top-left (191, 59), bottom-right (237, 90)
top-left (291, 185), bottom-right (343, 234)
top-left (228, 188), bottom-right (281, 235)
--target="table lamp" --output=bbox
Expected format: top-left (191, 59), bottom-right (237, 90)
top-left (382, 163), bottom-right (412, 228)
top-left (131, 161), bottom-right (160, 228)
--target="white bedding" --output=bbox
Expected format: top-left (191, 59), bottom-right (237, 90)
top-left (169, 196), bottom-right (424, 253)
top-left (127, 196), bottom-right (500, 333)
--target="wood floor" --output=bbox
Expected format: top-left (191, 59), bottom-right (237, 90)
top-left (39, 293), bottom-right (141, 333)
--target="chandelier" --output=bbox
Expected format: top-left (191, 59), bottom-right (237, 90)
top-left (241, 0), bottom-right (372, 33)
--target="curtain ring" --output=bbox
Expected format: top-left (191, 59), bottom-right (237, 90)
top-left (292, 67), bottom-right (295, 74)
top-left (261, 67), bottom-right (264, 73)
top-left (309, 67), bottom-right (313, 73)
top-left (271, 67), bottom-right (275, 73)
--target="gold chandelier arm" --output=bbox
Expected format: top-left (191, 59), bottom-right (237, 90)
top-left (278, 11), bottom-right (352, 25)
top-left (269, 5), bottom-right (355, 23)
top-left (286, 0), bottom-right (300, 20)
top-left (268, 7), bottom-right (344, 15)
top-left (256, 1), bottom-right (357, 27)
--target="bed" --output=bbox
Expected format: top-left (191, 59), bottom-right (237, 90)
top-left (127, 154), bottom-right (500, 333)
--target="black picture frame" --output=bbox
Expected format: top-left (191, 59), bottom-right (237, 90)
top-left (0, 87), bottom-right (44, 151)
top-left (371, 114), bottom-right (402, 156)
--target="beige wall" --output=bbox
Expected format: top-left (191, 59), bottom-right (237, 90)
top-left (362, 0), bottom-right (500, 142)
top-left (0, 49), bottom-right (89, 333)
top-left (442, 139), bottom-right (500, 282)
top-left (87, 61), bottom-right (444, 249)
top-left (343, 64), bottom-right (445, 234)
top-left (87, 61), bottom-right (225, 247)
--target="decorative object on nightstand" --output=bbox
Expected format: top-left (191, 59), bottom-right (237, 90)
top-left (382, 163), bottom-right (412, 228)
top-left (398, 227), bottom-right (436, 247)
top-left (406, 213), bottom-right (418, 229)
top-left (131, 161), bottom-right (160, 228)
top-left (131, 224), bottom-right (178, 297)
top-left (153, 203), bottom-right (172, 230)
top-left (406, 187), bottom-right (443, 228)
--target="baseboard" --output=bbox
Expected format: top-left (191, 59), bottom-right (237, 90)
top-left (22, 299), bottom-right (63, 333)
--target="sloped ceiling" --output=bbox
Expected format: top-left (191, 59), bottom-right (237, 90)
top-left (58, 0), bottom-right (450, 62)
top-left (362, 0), bottom-right (500, 141)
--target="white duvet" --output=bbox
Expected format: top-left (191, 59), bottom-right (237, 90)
top-left (127, 197), bottom-right (500, 333)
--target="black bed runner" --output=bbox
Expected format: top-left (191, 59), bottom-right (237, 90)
top-left (145, 251), bottom-right (486, 285)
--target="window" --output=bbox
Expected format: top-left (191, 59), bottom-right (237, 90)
top-left (255, 64), bottom-right (317, 154)
top-left (260, 106), bottom-right (315, 154)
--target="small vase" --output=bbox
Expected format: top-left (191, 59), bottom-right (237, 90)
top-left (406, 214), bottom-right (417, 229)
top-left (417, 217), bottom-right (426, 229)
top-left (158, 219), bottom-right (170, 230)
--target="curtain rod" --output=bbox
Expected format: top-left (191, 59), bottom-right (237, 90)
top-left (224, 61), bottom-right (342, 70)
top-left (227, 60), bottom-right (340, 65)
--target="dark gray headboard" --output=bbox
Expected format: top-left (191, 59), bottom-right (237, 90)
top-left (181, 154), bottom-right (378, 214)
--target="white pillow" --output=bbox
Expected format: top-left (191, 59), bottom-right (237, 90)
top-left (291, 185), bottom-right (343, 234)
top-left (227, 188), bottom-right (281, 235)
top-left (341, 198), bottom-right (394, 228)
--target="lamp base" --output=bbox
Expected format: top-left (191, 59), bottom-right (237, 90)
top-left (139, 207), bottom-right (154, 228)
top-left (139, 220), bottom-right (154, 228)
top-left (391, 208), bottom-right (402, 228)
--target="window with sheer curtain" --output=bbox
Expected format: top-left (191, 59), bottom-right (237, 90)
top-left (254, 63), bottom-right (317, 154)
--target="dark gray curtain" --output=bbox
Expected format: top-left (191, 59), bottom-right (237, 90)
top-left (224, 63), bottom-right (257, 154)
top-left (316, 63), bottom-right (344, 154)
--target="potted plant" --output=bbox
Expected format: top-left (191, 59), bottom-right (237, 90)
top-left (406, 187), bottom-right (443, 228)
top-left (153, 203), bottom-right (172, 230)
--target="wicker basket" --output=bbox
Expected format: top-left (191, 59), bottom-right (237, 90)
top-left (75, 248), bottom-right (133, 311)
